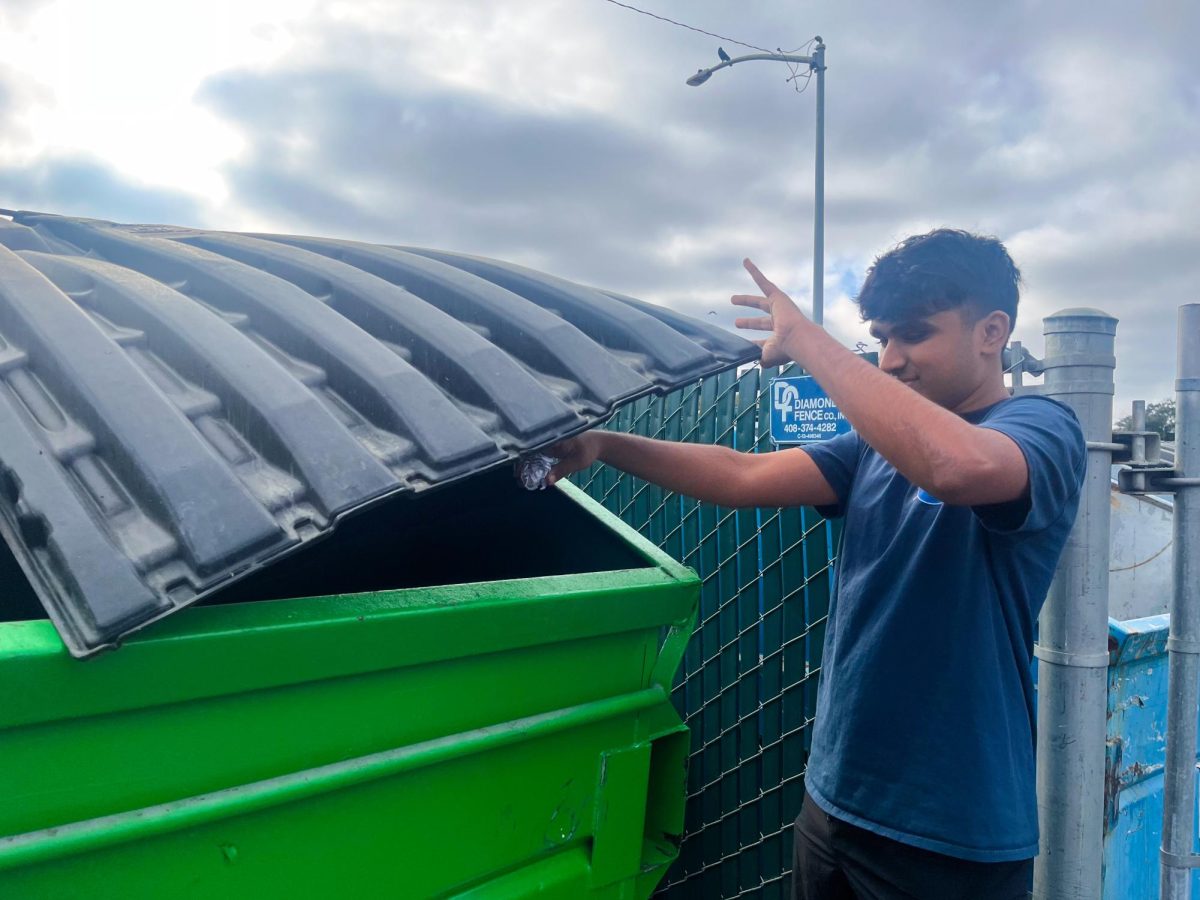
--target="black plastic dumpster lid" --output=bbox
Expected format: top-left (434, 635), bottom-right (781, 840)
top-left (0, 211), bottom-right (759, 657)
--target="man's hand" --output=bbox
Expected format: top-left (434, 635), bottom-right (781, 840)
top-left (731, 258), bottom-right (811, 368)
top-left (544, 432), bottom-right (604, 487)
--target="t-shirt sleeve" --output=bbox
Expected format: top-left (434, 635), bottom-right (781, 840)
top-left (973, 396), bottom-right (1087, 535)
top-left (800, 430), bottom-right (863, 519)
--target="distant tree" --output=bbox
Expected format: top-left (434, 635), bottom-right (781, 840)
top-left (1115, 398), bottom-right (1175, 441)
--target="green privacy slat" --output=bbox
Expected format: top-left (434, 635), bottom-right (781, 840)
top-left (607, 405), bottom-right (628, 512)
top-left (735, 367), bottom-right (760, 452)
top-left (609, 405), bottom-right (628, 518)
top-left (755, 370), bottom-right (790, 898)
top-left (802, 510), bottom-right (833, 760)
top-left (636, 397), bottom-right (665, 542)
top-left (631, 396), bottom-right (658, 530)
top-left (697, 373), bottom-right (729, 895)
top-left (677, 383), bottom-right (701, 571)
top-left (780, 510), bottom-right (809, 839)
top-left (616, 398), bottom-right (645, 519)
top-left (706, 371), bottom-right (740, 897)
top-left (659, 388), bottom-right (686, 590)
top-left (711, 375), bottom-right (739, 806)
top-left (779, 508), bottom-right (808, 747)
top-left (600, 406), bottom-right (630, 514)
top-left (641, 393), bottom-right (669, 548)
top-left (677, 380), bottom-right (703, 754)
top-left (694, 378), bottom-right (722, 828)
top-left (730, 367), bottom-right (763, 894)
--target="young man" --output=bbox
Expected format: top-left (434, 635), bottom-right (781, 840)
top-left (546, 229), bottom-right (1086, 899)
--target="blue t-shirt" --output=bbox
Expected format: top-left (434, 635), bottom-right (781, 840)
top-left (801, 395), bottom-right (1086, 862)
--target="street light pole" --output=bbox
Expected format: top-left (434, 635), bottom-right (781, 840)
top-left (812, 38), bottom-right (825, 327)
top-left (687, 37), bottom-right (826, 326)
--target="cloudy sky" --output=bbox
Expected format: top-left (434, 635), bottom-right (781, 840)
top-left (1, 0), bottom-right (1196, 413)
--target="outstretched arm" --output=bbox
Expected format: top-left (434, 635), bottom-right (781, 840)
top-left (547, 430), bottom-right (838, 509)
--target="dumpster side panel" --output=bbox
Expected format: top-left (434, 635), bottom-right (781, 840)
top-left (0, 483), bottom-right (700, 898)
top-left (1104, 616), bottom-right (1200, 899)
top-left (0, 630), bottom-right (658, 836)
top-left (0, 701), bottom-right (686, 898)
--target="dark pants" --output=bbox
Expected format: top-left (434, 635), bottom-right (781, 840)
top-left (791, 791), bottom-right (1033, 900)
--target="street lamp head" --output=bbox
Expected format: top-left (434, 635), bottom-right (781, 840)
top-left (686, 69), bottom-right (712, 87)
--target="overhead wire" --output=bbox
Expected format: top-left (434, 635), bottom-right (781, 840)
top-left (598, 0), bottom-right (818, 92)
top-left (598, 0), bottom-right (777, 54)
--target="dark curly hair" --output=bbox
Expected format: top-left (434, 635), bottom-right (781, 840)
top-left (855, 229), bottom-right (1022, 334)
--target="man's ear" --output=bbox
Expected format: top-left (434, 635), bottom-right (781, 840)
top-left (977, 311), bottom-right (1011, 355)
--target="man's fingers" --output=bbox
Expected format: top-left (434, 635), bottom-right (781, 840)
top-left (730, 294), bottom-right (770, 310)
top-left (743, 258), bottom-right (779, 295)
top-left (735, 315), bottom-right (774, 331)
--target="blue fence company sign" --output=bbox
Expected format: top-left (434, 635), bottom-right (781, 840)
top-left (769, 375), bottom-right (851, 444)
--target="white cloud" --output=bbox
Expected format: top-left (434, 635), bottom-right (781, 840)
top-left (1, 0), bottom-right (316, 201)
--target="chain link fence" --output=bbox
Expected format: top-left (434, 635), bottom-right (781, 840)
top-left (571, 363), bottom-right (841, 899)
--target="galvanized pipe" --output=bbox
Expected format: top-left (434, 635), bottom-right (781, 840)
top-left (1161, 302), bottom-right (1200, 900)
top-left (1132, 400), bottom-right (1148, 465)
top-left (1032, 308), bottom-right (1117, 900)
top-left (811, 37), bottom-right (825, 327)
top-left (1009, 340), bottom-right (1025, 392)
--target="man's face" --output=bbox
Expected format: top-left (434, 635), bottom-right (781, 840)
top-left (869, 308), bottom-right (995, 410)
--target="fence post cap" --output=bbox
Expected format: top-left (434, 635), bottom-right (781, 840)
top-left (1044, 308), bottom-right (1118, 336)
top-left (1045, 307), bottom-right (1117, 321)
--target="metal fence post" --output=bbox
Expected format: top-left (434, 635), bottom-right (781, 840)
top-left (1161, 303), bottom-right (1200, 900)
top-left (1032, 308), bottom-right (1118, 900)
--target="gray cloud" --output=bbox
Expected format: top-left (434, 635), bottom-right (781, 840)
top-left (197, 61), bottom-right (753, 299)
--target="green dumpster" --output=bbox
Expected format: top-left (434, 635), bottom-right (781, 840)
top-left (0, 212), bottom-right (759, 898)
top-left (0, 473), bottom-right (697, 898)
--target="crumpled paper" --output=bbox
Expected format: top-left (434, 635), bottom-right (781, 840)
top-left (517, 452), bottom-right (560, 491)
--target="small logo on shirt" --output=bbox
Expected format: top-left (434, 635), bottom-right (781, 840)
top-left (916, 487), bottom-right (943, 506)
